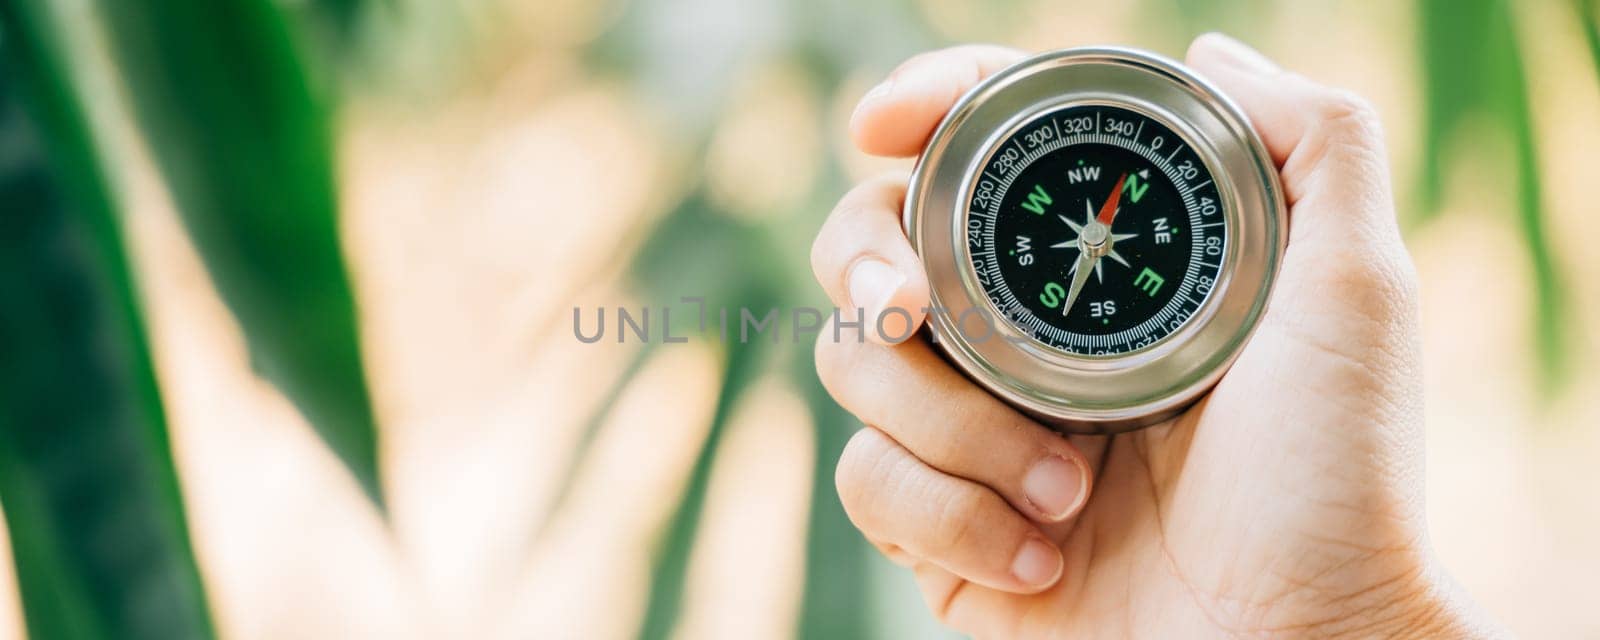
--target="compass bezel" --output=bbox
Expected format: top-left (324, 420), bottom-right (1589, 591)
top-left (904, 46), bottom-right (1286, 434)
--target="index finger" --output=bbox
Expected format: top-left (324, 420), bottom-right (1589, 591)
top-left (850, 45), bottom-right (1029, 157)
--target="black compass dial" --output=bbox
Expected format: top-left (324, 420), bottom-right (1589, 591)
top-left (968, 104), bottom-right (1227, 355)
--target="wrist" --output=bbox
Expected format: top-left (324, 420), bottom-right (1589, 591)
top-left (1354, 560), bottom-right (1506, 640)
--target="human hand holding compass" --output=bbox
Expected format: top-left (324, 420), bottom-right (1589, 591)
top-left (810, 34), bottom-right (1503, 639)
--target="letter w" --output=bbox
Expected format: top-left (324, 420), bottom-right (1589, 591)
top-left (1020, 184), bottom-right (1052, 215)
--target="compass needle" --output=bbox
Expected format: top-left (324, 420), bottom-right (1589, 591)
top-left (1061, 252), bottom-right (1097, 316)
top-left (906, 47), bottom-right (1284, 432)
top-left (1059, 214), bottom-right (1083, 233)
top-left (1106, 248), bottom-right (1130, 268)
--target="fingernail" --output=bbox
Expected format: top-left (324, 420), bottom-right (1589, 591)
top-left (862, 78), bottom-right (895, 103)
top-left (847, 258), bottom-right (904, 320)
top-left (1024, 456), bottom-right (1087, 520)
top-left (851, 79), bottom-right (895, 121)
top-left (1011, 538), bottom-right (1063, 588)
top-left (1199, 32), bottom-right (1278, 75)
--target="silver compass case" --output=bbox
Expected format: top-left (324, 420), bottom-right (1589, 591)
top-left (903, 47), bottom-right (1287, 434)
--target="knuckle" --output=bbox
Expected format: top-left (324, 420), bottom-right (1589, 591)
top-left (812, 330), bottom-right (860, 400)
top-left (832, 428), bottom-right (921, 537)
top-left (1283, 84), bottom-right (1392, 212)
top-left (812, 202), bottom-right (859, 276)
top-left (814, 178), bottom-right (904, 286)
top-left (1296, 240), bottom-right (1419, 321)
top-left (1391, 251), bottom-right (1422, 304)
top-left (926, 487), bottom-right (984, 557)
top-left (808, 226), bottom-right (832, 283)
top-left (1302, 87), bottom-right (1384, 159)
top-left (1310, 87), bottom-right (1378, 127)
top-left (894, 49), bottom-right (943, 77)
top-left (834, 429), bottom-right (897, 531)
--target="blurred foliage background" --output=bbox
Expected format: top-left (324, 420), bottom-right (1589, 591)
top-left (1, 0), bottom-right (1598, 638)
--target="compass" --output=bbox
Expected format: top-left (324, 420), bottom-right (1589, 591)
top-left (905, 47), bottom-right (1286, 434)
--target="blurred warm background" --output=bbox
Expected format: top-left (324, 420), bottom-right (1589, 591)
top-left (2, 0), bottom-right (1599, 638)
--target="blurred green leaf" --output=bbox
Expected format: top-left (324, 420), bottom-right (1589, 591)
top-left (1501, 46), bottom-right (1566, 389)
top-left (795, 366), bottom-right (870, 640)
top-left (621, 190), bottom-right (778, 638)
top-left (1145, 0), bottom-right (1271, 49)
top-left (1581, 0), bottom-right (1600, 82)
top-left (0, 4), bottom-right (216, 639)
top-left (313, 0), bottom-right (364, 38)
top-left (637, 331), bottom-right (770, 640)
top-left (531, 341), bottom-right (658, 541)
top-left (93, 0), bottom-right (385, 506)
top-left (1417, 0), bottom-right (1492, 217)
top-left (1417, 0), bottom-right (1567, 386)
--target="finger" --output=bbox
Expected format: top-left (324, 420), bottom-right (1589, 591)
top-left (850, 45), bottom-right (1029, 157)
top-left (835, 428), bottom-right (1064, 593)
top-left (1186, 33), bottom-right (1417, 325)
top-left (910, 562), bottom-right (974, 631)
top-left (811, 173), bottom-right (930, 344)
top-left (1185, 33), bottom-right (1398, 244)
top-left (867, 537), bottom-right (918, 568)
top-left (816, 329), bottom-right (1091, 524)
top-left (1185, 34), bottom-right (1422, 415)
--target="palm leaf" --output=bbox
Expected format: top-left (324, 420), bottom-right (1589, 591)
top-left (530, 341), bottom-right (659, 542)
top-left (794, 370), bottom-right (870, 640)
top-left (1580, 0), bottom-right (1600, 84)
top-left (1499, 31), bottom-right (1567, 388)
top-left (0, 4), bottom-right (216, 638)
top-left (1417, 0), bottom-right (1567, 385)
top-left (636, 331), bottom-right (769, 640)
top-left (619, 190), bottom-right (779, 638)
top-left (92, 0), bottom-right (385, 506)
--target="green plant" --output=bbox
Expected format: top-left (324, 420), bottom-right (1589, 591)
top-left (0, 4), bottom-right (215, 637)
top-left (1583, 0), bottom-right (1600, 84)
top-left (1417, 0), bottom-right (1568, 387)
top-left (93, 0), bottom-right (383, 506)
top-left (1, 0), bottom-right (378, 636)
top-left (1, 0), bottom-right (1594, 638)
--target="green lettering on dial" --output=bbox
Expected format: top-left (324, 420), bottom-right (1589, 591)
top-left (1134, 267), bottom-right (1165, 297)
top-left (1040, 281), bottom-right (1065, 308)
top-left (1020, 184), bottom-right (1053, 215)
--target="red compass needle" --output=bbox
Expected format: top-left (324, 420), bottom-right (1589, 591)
top-left (1096, 172), bottom-right (1129, 226)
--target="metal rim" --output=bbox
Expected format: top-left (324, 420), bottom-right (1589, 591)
top-left (904, 46), bottom-right (1287, 434)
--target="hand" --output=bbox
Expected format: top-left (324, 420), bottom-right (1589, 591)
top-left (810, 35), bottom-right (1504, 638)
